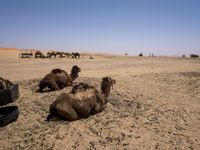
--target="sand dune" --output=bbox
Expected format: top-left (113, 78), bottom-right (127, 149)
top-left (0, 49), bottom-right (200, 149)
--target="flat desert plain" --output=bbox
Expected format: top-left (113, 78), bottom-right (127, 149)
top-left (0, 48), bottom-right (200, 150)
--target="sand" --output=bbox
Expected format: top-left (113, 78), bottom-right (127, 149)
top-left (0, 48), bottom-right (200, 149)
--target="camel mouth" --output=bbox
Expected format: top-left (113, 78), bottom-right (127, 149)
top-left (112, 79), bottom-right (116, 85)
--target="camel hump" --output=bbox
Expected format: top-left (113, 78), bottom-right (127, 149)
top-left (43, 73), bottom-right (54, 81)
top-left (51, 68), bottom-right (64, 74)
top-left (51, 68), bottom-right (69, 76)
top-left (69, 83), bottom-right (98, 101)
top-left (55, 93), bottom-right (69, 102)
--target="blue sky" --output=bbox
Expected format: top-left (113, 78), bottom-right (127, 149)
top-left (0, 0), bottom-right (200, 56)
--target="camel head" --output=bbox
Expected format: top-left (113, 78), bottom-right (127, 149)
top-left (70, 65), bottom-right (81, 81)
top-left (101, 77), bottom-right (116, 98)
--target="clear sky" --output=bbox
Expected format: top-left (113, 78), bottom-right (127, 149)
top-left (0, 0), bottom-right (200, 56)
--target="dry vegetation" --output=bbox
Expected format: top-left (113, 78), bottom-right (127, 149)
top-left (0, 48), bottom-right (200, 149)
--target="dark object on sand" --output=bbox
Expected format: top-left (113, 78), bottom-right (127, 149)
top-left (139, 53), bottom-right (143, 57)
top-left (0, 78), bottom-right (19, 106)
top-left (39, 65), bottom-right (81, 92)
top-left (190, 54), bottom-right (199, 58)
top-left (0, 106), bottom-right (19, 127)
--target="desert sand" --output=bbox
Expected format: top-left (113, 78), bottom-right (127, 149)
top-left (0, 48), bottom-right (200, 150)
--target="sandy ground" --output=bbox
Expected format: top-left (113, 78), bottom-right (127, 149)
top-left (0, 48), bottom-right (200, 150)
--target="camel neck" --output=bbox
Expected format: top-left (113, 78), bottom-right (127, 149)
top-left (70, 73), bottom-right (78, 81)
top-left (101, 87), bottom-right (110, 98)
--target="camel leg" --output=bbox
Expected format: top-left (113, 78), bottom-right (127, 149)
top-left (47, 113), bottom-right (55, 121)
top-left (39, 81), bottom-right (46, 92)
top-left (48, 80), bottom-right (60, 91)
top-left (39, 85), bottom-right (45, 92)
top-left (46, 101), bottom-right (58, 121)
top-left (92, 94), bottom-right (106, 114)
top-left (56, 102), bottom-right (79, 121)
top-left (92, 103), bottom-right (105, 114)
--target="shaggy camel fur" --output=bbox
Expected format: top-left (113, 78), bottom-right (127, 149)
top-left (39, 65), bottom-right (81, 92)
top-left (35, 51), bottom-right (45, 58)
top-left (47, 77), bottom-right (116, 121)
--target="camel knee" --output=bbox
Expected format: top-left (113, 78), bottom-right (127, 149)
top-left (50, 82), bottom-right (60, 91)
top-left (59, 108), bottom-right (79, 121)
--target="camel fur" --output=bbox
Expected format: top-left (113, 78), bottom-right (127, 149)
top-left (47, 77), bottom-right (116, 121)
top-left (39, 65), bottom-right (81, 92)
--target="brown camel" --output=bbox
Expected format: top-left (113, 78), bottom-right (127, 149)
top-left (39, 65), bottom-right (81, 92)
top-left (35, 51), bottom-right (45, 58)
top-left (47, 77), bottom-right (116, 121)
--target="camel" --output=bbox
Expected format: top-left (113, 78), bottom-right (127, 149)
top-left (35, 51), bottom-right (45, 58)
top-left (138, 53), bottom-right (143, 57)
top-left (0, 77), bottom-right (14, 90)
top-left (64, 52), bottom-right (72, 58)
top-left (72, 52), bottom-right (80, 59)
top-left (56, 52), bottom-right (65, 58)
top-left (38, 65), bottom-right (81, 92)
top-left (51, 65), bottom-right (81, 80)
top-left (47, 77), bottom-right (116, 121)
top-left (47, 52), bottom-right (57, 58)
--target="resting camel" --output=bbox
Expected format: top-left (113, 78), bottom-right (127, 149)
top-left (35, 51), bottom-right (45, 58)
top-left (39, 65), bottom-right (81, 92)
top-left (47, 77), bottom-right (116, 121)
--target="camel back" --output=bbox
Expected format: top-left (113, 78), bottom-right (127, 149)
top-left (68, 89), bottom-right (97, 101)
top-left (68, 83), bottom-right (98, 101)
